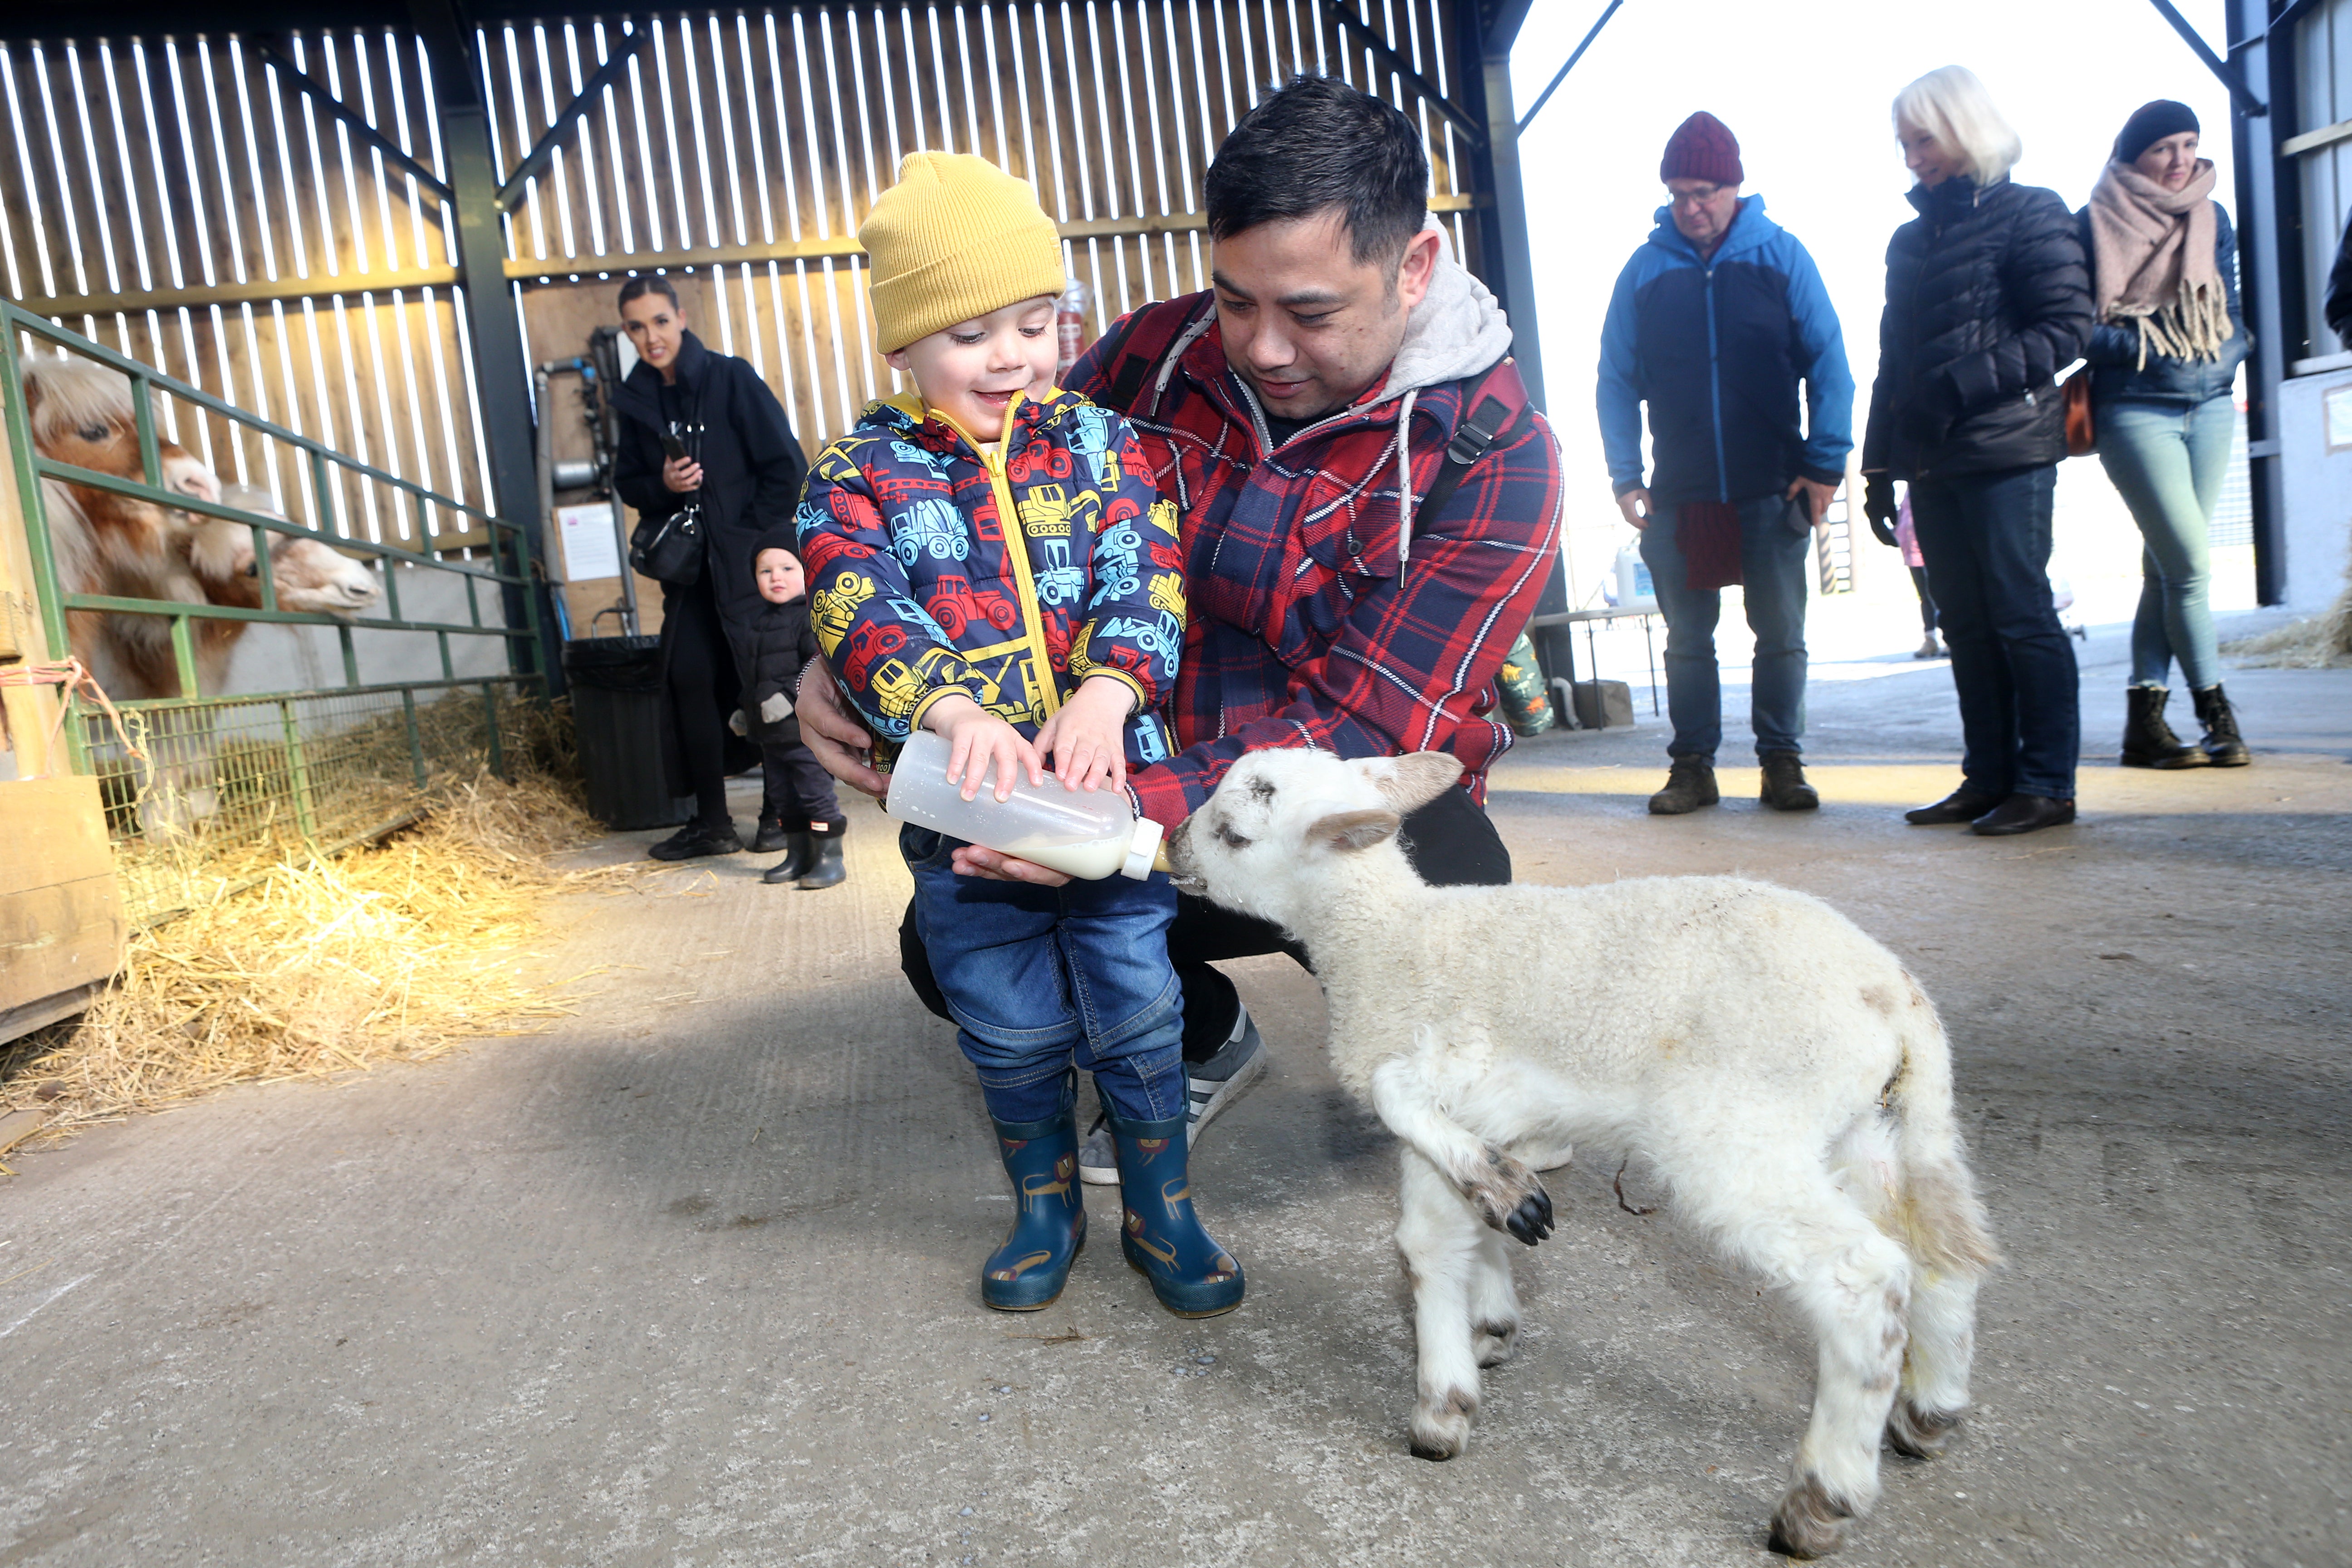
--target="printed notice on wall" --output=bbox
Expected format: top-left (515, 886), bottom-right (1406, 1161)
top-left (2326, 383), bottom-right (2352, 455)
top-left (557, 502), bottom-right (623, 581)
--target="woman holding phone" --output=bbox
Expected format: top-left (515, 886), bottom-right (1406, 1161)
top-left (612, 276), bottom-right (811, 860)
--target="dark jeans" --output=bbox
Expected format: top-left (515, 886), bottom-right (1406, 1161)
top-left (1909, 567), bottom-right (1939, 634)
top-left (1637, 495), bottom-right (1813, 761)
top-left (1909, 464), bottom-right (2080, 801)
top-left (899, 781), bottom-right (1512, 1061)
top-left (758, 737), bottom-right (845, 830)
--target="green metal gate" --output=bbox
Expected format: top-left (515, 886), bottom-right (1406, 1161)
top-left (2, 306), bottom-right (549, 926)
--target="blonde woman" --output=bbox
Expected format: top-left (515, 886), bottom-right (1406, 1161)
top-left (2082, 101), bottom-right (2253, 769)
top-left (1860, 66), bottom-right (2093, 837)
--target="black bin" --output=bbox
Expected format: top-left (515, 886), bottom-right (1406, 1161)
top-left (563, 635), bottom-right (691, 830)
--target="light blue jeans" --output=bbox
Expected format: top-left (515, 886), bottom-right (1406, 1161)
top-left (2095, 395), bottom-right (2234, 692)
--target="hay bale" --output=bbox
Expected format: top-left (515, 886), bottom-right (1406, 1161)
top-left (2223, 573), bottom-right (2352, 670)
top-left (0, 764), bottom-right (616, 1141)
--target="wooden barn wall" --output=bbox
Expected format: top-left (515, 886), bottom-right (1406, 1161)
top-left (2, 3), bottom-right (1477, 550)
top-left (0, 31), bottom-right (494, 548)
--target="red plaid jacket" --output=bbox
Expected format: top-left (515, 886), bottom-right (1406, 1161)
top-left (1067, 291), bottom-right (1564, 826)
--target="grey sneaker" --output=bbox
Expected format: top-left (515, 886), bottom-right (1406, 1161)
top-left (1078, 1004), bottom-right (1268, 1185)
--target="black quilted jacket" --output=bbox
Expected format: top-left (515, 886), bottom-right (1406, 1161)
top-left (1862, 176), bottom-right (2093, 482)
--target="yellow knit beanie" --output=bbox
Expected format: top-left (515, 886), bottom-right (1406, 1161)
top-left (860, 152), bottom-right (1067, 354)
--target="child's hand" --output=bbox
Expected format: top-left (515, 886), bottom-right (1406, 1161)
top-left (1033, 676), bottom-right (1137, 794)
top-left (924, 695), bottom-right (1042, 802)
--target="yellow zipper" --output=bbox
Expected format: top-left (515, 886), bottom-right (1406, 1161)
top-left (928, 392), bottom-right (1061, 722)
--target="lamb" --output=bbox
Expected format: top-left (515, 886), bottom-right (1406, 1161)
top-left (1164, 748), bottom-right (1998, 1559)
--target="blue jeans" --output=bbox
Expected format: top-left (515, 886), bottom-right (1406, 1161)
top-left (2094, 395), bottom-right (2233, 692)
top-left (1638, 494), bottom-right (1812, 760)
top-left (1909, 465), bottom-right (2080, 800)
top-left (902, 825), bottom-right (1186, 1126)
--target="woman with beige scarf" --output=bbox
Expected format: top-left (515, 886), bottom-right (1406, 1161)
top-left (2081, 100), bottom-right (2253, 769)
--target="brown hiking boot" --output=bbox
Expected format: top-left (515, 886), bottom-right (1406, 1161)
top-left (1759, 750), bottom-right (1819, 811)
top-left (1647, 756), bottom-right (1719, 816)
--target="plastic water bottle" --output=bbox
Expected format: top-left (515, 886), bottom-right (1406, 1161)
top-left (1055, 281), bottom-right (1090, 380)
top-left (1612, 539), bottom-right (1657, 609)
top-left (885, 729), bottom-right (1164, 881)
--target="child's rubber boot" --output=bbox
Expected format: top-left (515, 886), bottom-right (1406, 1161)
top-left (797, 825), bottom-right (846, 889)
top-left (1107, 1110), bottom-right (1245, 1318)
top-left (981, 1109), bottom-right (1086, 1311)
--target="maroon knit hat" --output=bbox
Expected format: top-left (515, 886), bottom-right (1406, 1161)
top-left (1661, 112), bottom-right (1743, 186)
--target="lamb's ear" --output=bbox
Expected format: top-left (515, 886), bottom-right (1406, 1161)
top-left (1303, 807), bottom-right (1400, 854)
top-left (1361, 750), bottom-right (1463, 814)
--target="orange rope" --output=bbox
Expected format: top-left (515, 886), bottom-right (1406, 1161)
top-left (0, 656), bottom-right (147, 777)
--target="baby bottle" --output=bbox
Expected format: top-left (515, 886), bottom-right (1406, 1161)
top-left (886, 729), bottom-right (1165, 881)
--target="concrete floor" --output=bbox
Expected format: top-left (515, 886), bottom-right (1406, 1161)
top-left (3, 626), bottom-right (2347, 1568)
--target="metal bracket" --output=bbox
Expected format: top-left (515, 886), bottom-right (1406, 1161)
top-left (249, 35), bottom-right (457, 204)
top-left (2146, 0), bottom-right (2267, 117)
top-left (494, 29), bottom-right (652, 215)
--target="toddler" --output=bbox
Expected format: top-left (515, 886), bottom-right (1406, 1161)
top-left (742, 529), bottom-right (848, 887)
top-left (798, 152), bottom-right (1239, 1318)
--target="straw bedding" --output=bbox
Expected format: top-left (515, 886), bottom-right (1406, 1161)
top-left (0, 759), bottom-right (625, 1145)
top-left (2222, 580), bottom-right (2352, 670)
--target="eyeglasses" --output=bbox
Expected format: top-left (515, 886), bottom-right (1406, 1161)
top-left (1667, 185), bottom-right (1725, 208)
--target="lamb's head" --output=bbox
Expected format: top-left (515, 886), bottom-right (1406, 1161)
top-left (1166, 747), bottom-right (1465, 924)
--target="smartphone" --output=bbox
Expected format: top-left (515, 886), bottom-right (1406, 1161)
top-left (1784, 488), bottom-right (1815, 535)
top-left (659, 431), bottom-right (689, 461)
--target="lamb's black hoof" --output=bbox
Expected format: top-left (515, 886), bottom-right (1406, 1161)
top-left (1505, 1187), bottom-right (1554, 1245)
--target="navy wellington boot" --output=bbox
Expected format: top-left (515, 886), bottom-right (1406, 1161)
top-left (981, 1108), bottom-right (1087, 1311)
top-left (1107, 1110), bottom-right (1245, 1318)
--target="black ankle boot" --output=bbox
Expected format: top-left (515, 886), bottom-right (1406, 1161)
top-left (2192, 684), bottom-right (2250, 766)
top-left (796, 824), bottom-right (847, 889)
top-left (2120, 686), bottom-right (2207, 769)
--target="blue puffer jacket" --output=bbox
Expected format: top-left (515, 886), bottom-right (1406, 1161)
top-left (1598, 195), bottom-right (1853, 507)
top-left (2079, 201), bottom-right (2251, 407)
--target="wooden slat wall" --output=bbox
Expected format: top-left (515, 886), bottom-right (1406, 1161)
top-left (0, 30), bottom-right (493, 546)
top-left (2, 3), bottom-right (1479, 516)
top-left (493, 0), bottom-right (1475, 449)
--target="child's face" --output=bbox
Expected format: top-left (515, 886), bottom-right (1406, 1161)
top-left (886, 295), bottom-right (1059, 444)
top-left (755, 548), bottom-right (805, 604)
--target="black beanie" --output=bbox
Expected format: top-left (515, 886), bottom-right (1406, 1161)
top-left (749, 523), bottom-right (801, 573)
top-left (2114, 100), bottom-right (2200, 166)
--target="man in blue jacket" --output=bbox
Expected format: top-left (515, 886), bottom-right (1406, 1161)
top-left (1598, 113), bottom-right (1853, 815)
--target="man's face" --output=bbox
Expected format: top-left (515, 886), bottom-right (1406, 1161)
top-left (1666, 179), bottom-right (1741, 252)
top-left (1209, 211), bottom-right (1440, 425)
top-left (620, 290), bottom-right (686, 376)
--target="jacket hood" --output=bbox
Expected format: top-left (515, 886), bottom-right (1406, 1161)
top-left (1643, 193), bottom-right (1784, 264)
top-left (1384, 221), bottom-right (1516, 398)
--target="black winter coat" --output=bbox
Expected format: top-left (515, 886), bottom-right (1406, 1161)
top-left (612, 330), bottom-right (809, 669)
top-left (2328, 204), bottom-right (2352, 346)
top-left (2079, 201), bottom-right (2250, 408)
top-left (1863, 177), bottom-right (2093, 482)
top-left (741, 596), bottom-right (817, 747)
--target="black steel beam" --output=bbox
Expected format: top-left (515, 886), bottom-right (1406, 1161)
top-left (2148, 0), bottom-right (2268, 116)
top-left (492, 29), bottom-right (649, 214)
top-left (2228, 0), bottom-right (2293, 604)
top-left (1517, 0), bottom-right (1626, 136)
top-left (409, 0), bottom-right (564, 689)
top-left (250, 35), bottom-right (456, 205)
top-left (1325, 5), bottom-right (1484, 149)
top-left (1481, 0), bottom-right (1537, 57)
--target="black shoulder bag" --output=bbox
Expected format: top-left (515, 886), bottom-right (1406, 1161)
top-left (628, 399), bottom-right (707, 586)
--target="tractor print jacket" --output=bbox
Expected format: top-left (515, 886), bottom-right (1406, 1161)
top-left (796, 388), bottom-right (1185, 771)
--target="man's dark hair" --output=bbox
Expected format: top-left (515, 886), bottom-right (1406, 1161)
top-left (1205, 74), bottom-right (1428, 267)
top-left (617, 273), bottom-right (681, 312)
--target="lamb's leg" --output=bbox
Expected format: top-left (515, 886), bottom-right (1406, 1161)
top-left (1468, 1226), bottom-right (1521, 1367)
top-left (1371, 1058), bottom-right (1554, 1245)
top-left (1887, 1267), bottom-right (1978, 1459)
top-left (1396, 1147), bottom-right (1487, 1460)
top-left (1682, 1156), bottom-right (1911, 1559)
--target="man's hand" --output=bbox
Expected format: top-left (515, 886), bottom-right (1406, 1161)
top-left (662, 455), bottom-right (704, 494)
top-left (1862, 476), bottom-right (1899, 548)
top-left (949, 843), bottom-right (1072, 887)
top-left (1614, 487), bottom-right (1653, 530)
top-left (794, 656), bottom-right (887, 798)
top-left (1785, 476), bottom-right (1839, 534)
top-left (1032, 675), bottom-right (1137, 793)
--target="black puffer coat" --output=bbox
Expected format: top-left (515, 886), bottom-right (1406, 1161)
top-left (1863, 176), bottom-right (2093, 482)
